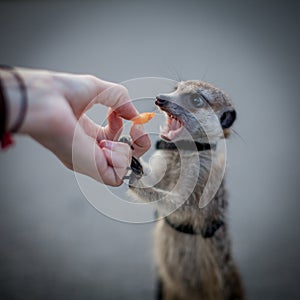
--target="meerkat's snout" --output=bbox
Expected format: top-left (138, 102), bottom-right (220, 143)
top-left (155, 94), bottom-right (186, 141)
top-left (155, 94), bottom-right (170, 106)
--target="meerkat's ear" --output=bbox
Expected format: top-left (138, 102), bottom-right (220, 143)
top-left (220, 109), bottom-right (236, 129)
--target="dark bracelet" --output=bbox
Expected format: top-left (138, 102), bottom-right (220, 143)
top-left (0, 76), bottom-right (7, 140)
top-left (0, 65), bottom-right (28, 133)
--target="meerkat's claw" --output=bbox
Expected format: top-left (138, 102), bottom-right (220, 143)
top-left (119, 136), bottom-right (144, 185)
top-left (128, 157), bottom-right (143, 186)
top-left (119, 135), bottom-right (132, 146)
top-left (130, 157), bottom-right (143, 176)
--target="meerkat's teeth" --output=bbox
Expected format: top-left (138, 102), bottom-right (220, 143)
top-left (170, 118), bottom-right (176, 128)
top-left (159, 110), bottom-right (184, 140)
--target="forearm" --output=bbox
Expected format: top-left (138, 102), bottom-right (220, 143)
top-left (0, 68), bottom-right (24, 132)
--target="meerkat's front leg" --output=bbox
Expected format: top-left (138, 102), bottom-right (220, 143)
top-left (129, 170), bottom-right (180, 206)
top-left (126, 158), bottom-right (185, 215)
top-left (119, 136), bottom-right (176, 205)
top-left (128, 157), bottom-right (227, 239)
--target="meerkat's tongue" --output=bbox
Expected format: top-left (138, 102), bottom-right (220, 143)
top-left (160, 114), bottom-right (183, 140)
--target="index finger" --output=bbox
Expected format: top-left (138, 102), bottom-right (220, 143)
top-left (93, 80), bottom-right (139, 120)
top-left (59, 73), bottom-right (139, 120)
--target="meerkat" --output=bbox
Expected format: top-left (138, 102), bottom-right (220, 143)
top-left (125, 80), bottom-right (245, 300)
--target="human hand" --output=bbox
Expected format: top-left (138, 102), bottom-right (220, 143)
top-left (1, 68), bottom-right (151, 186)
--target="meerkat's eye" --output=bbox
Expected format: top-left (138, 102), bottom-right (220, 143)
top-left (191, 97), bottom-right (204, 107)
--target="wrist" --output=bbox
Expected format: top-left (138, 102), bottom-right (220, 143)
top-left (0, 67), bottom-right (28, 134)
top-left (0, 69), bottom-right (22, 132)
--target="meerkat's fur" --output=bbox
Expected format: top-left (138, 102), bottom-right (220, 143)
top-left (128, 80), bottom-right (245, 300)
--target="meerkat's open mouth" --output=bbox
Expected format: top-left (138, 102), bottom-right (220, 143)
top-left (160, 112), bottom-right (184, 141)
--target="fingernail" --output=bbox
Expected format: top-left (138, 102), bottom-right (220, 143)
top-left (99, 140), bottom-right (114, 149)
top-left (135, 124), bottom-right (145, 134)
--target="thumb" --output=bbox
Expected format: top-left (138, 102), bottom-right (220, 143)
top-left (130, 124), bottom-right (151, 158)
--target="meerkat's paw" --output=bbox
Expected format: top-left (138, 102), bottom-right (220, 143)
top-left (128, 156), bottom-right (144, 186)
top-left (119, 135), bottom-right (132, 147)
top-left (119, 136), bottom-right (144, 187)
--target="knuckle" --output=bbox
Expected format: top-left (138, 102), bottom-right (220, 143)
top-left (113, 171), bottom-right (124, 186)
top-left (135, 136), bottom-right (151, 152)
top-left (106, 178), bottom-right (118, 186)
top-left (114, 178), bottom-right (123, 187)
top-left (114, 84), bottom-right (130, 99)
top-left (85, 74), bottom-right (98, 84)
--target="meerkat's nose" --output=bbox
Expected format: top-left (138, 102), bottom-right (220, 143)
top-left (220, 109), bottom-right (237, 129)
top-left (155, 95), bottom-right (169, 106)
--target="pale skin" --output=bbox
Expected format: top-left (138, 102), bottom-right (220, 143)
top-left (0, 68), bottom-right (151, 186)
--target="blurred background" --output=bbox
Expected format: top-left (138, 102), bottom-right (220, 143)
top-left (0, 0), bottom-right (299, 299)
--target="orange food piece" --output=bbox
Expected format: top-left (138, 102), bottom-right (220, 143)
top-left (132, 112), bottom-right (155, 124)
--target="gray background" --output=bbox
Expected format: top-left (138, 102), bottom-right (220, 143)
top-left (0, 0), bottom-right (299, 299)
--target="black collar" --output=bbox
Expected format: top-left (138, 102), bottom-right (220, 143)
top-left (164, 217), bottom-right (200, 235)
top-left (156, 140), bottom-right (216, 151)
top-left (164, 216), bottom-right (224, 238)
